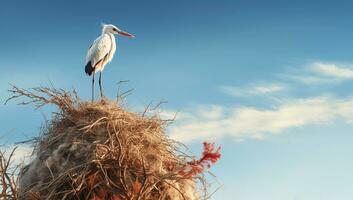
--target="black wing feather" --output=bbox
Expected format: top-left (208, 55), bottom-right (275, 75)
top-left (85, 61), bottom-right (94, 76)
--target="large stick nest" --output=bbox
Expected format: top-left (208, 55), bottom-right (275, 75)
top-left (6, 86), bottom-right (208, 200)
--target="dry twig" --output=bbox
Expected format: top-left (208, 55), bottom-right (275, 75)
top-left (0, 147), bottom-right (19, 200)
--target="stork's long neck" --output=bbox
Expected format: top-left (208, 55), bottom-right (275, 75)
top-left (102, 26), bottom-right (110, 35)
top-left (107, 33), bottom-right (116, 47)
top-left (107, 33), bottom-right (116, 62)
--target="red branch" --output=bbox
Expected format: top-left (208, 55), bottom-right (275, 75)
top-left (179, 142), bottom-right (221, 178)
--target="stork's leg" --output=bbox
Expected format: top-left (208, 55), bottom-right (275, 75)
top-left (99, 72), bottom-right (103, 98)
top-left (92, 73), bottom-right (95, 102)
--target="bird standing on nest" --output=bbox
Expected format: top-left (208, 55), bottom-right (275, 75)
top-left (85, 24), bottom-right (134, 101)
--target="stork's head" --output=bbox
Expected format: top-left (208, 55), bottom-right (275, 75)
top-left (102, 24), bottom-right (134, 38)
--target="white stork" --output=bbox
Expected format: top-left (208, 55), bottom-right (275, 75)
top-left (85, 24), bottom-right (134, 101)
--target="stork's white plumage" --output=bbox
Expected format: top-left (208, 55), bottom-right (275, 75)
top-left (85, 24), bottom-right (134, 101)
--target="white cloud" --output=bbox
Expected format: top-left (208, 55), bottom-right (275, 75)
top-left (169, 61), bottom-right (353, 143)
top-left (196, 105), bottom-right (224, 119)
top-left (169, 96), bottom-right (353, 143)
top-left (312, 62), bottom-right (353, 79)
top-left (220, 84), bottom-right (285, 97)
top-left (278, 62), bottom-right (353, 85)
top-left (254, 85), bottom-right (284, 94)
top-left (281, 74), bottom-right (336, 85)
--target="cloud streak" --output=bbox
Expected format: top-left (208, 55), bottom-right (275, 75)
top-left (312, 62), bottom-right (353, 79)
top-left (169, 96), bottom-right (353, 143)
top-left (281, 62), bottom-right (353, 85)
top-left (168, 61), bottom-right (353, 143)
top-left (220, 84), bottom-right (285, 97)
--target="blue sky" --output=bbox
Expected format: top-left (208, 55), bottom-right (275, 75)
top-left (1, 0), bottom-right (353, 199)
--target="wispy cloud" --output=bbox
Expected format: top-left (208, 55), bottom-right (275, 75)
top-left (312, 62), bottom-right (353, 79)
top-left (168, 96), bottom-right (353, 143)
top-left (168, 61), bottom-right (353, 143)
top-left (280, 74), bottom-right (336, 85)
top-left (220, 84), bottom-right (285, 97)
top-left (253, 85), bottom-right (284, 94)
top-left (281, 62), bottom-right (353, 85)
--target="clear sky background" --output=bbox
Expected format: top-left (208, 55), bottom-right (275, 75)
top-left (1, 0), bottom-right (353, 199)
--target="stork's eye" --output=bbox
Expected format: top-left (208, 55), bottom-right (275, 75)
top-left (113, 28), bottom-right (118, 32)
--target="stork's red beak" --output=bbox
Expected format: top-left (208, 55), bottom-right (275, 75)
top-left (118, 31), bottom-right (135, 38)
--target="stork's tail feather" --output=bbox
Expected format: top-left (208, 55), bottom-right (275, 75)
top-left (85, 62), bottom-right (94, 76)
